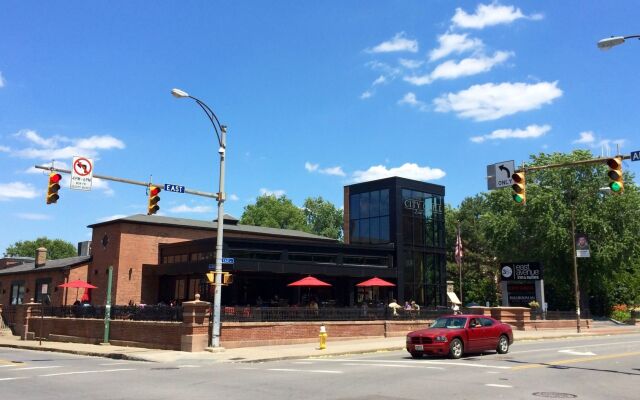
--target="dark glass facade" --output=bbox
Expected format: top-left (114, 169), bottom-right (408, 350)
top-left (345, 177), bottom-right (446, 307)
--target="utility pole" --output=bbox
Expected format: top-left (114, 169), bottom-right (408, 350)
top-left (570, 208), bottom-right (581, 333)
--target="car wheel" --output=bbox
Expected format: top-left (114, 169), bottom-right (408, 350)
top-left (410, 352), bottom-right (423, 359)
top-left (496, 335), bottom-right (509, 354)
top-left (449, 338), bottom-right (463, 359)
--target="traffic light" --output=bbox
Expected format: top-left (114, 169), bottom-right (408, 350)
top-left (223, 272), bottom-right (233, 285)
top-left (511, 171), bottom-right (526, 204)
top-left (46, 173), bottom-right (62, 204)
top-left (206, 272), bottom-right (215, 284)
top-left (606, 156), bottom-right (624, 193)
top-left (147, 185), bottom-right (161, 215)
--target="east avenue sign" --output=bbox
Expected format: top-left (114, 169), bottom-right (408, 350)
top-left (500, 262), bottom-right (543, 281)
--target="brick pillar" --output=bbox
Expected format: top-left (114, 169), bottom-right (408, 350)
top-left (181, 294), bottom-right (211, 352)
top-left (15, 300), bottom-right (38, 340)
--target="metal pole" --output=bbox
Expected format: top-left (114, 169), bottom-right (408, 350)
top-left (570, 208), bottom-right (581, 333)
top-left (211, 126), bottom-right (227, 348)
top-left (103, 265), bottom-right (113, 344)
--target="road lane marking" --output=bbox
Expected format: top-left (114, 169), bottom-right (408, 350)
top-left (342, 363), bottom-right (444, 370)
top-left (0, 377), bottom-right (28, 381)
top-left (267, 368), bottom-right (342, 374)
top-left (486, 384), bottom-right (512, 388)
top-left (39, 368), bottom-right (135, 377)
top-left (510, 340), bottom-right (640, 355)
top-left (291, 361), bottom-right (313, 364)
top-left (511, 351), bottom-right (640, 370)
top-left (314, 359), bottom-right (510, 369)
top-left (558, 349), bottom-right (596, 356)
top-left (7, 366), bottom-right (62, 371)
top-left (178, 365), bottom-right (200, 368)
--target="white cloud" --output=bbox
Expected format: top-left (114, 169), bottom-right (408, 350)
top-left (305, 162), bottom-right (346, 177)
top-left (372, 75), bottom-right (387, 86)
top-left (168, 204), bottom-right (214, 213)
top-left (399, 59), bottom-right (424, 69)
top-left (16, 213), bottom-right (51, 221)
top-left (405, 51), bottom-right (512, 86)
top-left (433, 81), bottom-right (563, 121)
top-left (0, 182), bottom-right (40, 201)
top-left (304, 162), bottom-right (319, 172)
top-left (429, 33), bottom-right (484, 62)
top-left (90, 178), bottom-right (115, 195)
top-left (430, 51), bottom-right (512, 80)
top-left (352, 163), bottom-right (445, 183)
top-left (260, 188), bottom-right (286, 197)
top-left (573, 131), bottom-right (595, 144)
top-left (368, 32), bottom-right (418, 53)
top-left (452, 2), bottom-right (537, 29)
top-left (360, 91), bottom-right (373, 99)
top-left (365, 61), bottom-right (402, 77)
top-left (13, 129), bottom-right (125, 160)
top-left (471, 124), bottom-right (551, 143)
top-left (96, 214), bottom-right (127, 223)
top-left (398, 92), bottom-right (428, 111)
top-left (0, 145), bottom-right (9, 152)
top-left (0, 71), bottom-right (4, 87)
top-left (229, 194), bottom-right (240, 201)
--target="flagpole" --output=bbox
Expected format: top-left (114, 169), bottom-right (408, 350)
top-left (456, 224), bottom-right (463, 306)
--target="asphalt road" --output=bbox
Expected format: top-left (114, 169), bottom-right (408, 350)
top-left (1, 334), bottom-right (639, 400)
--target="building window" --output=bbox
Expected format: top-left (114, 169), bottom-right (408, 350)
top-left (35, 278), bottom-right (52, 303)
top-left (10, 281), bottom-right (25, 305)
top-left (350, 189), bottom-right (390, 244)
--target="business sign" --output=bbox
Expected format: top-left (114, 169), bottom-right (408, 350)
top-left (507, 282), bottom-right (536, 306)
top-left (500, 262), bottom-right (543, 281)
top-left (403, 198), bottom-right (425, 214)
top-left (70, 156), bottom-right (93, 191)
top-left (487, 160), bottom-right (515, 190)
top-left (164, 184), bottom-right (185, 193)
top-left (631, 150), bottom-right (640, 162)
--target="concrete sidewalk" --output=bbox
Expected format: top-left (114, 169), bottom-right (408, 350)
top-left (1, 324), bottom-right (639, 364)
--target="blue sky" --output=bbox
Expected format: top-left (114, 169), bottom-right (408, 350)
top-left (1, 1), bottom-right (639, 255)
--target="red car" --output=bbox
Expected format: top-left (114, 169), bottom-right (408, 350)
top-left (406, 315), bottom-right (513, 359)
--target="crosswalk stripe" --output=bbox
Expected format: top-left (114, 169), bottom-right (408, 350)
top-left (342, 363), bottom-right (444, 370)
top-left (486, 384), bottom-right (512, 388)
top-left (7, 366), bottom-right (62, 371)
top-left (39, 368), bottom-right (135, 377)
top-left (0, 377), bottom-right (28, 381)
top-left (267, 368), bottom-right (342, 374)
top-left (314, 358), bottom-right (510, 369)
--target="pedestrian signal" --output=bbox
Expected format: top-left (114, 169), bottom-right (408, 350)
top-left (223, 272), bottom-right (233, 285)
top-left (206, 272), bottom-right (215, 283)
top-left (511, 171), bottom-right (526, 204)
top-left (606, 156), bottom-right (624, 193)
top-left (147, 185), bottom-right (161, 215)
top-left (46, 173), bottom-right (62, 204)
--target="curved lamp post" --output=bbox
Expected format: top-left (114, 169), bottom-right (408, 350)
top-left (172, 88), bottom-right (227, 348)
top-left (597, 35), bottom-right (640, 50)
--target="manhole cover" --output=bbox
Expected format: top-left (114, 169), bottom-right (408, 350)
top-left (532, 393), bottom-right (577, 398)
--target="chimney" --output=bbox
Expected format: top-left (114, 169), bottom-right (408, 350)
top-left (35, 247), bottom-right (47, 267)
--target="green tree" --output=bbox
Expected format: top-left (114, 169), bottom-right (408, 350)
top-left (5, 237), bottom-right (77, 260)
top-left (240, 194), bottom-right (309, 232)
top-left (303, 196), bottom-right (343, 240)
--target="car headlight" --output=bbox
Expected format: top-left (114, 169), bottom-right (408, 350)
top-left (434, 336), bottom-right (448, 342)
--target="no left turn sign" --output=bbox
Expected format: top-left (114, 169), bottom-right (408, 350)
top-left (70, 156), bottom-right (94, 191)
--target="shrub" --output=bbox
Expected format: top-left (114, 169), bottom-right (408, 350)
top-left (610, 304), bottom-right (631, 323)
top-left (528, 300), bottom-right (540, 309)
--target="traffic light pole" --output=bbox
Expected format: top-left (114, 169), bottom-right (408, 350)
top-left (522, 154), bottom-right (631, 172)
top-left (570, 207), bottom-right (581, 333)
top-left (34, 165), bottom-right (219, 200)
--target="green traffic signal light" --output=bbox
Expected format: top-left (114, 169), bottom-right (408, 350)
top-left (513, 193), bottom-right (525, 203)
top-left (610, 181), bottom-right (622, 193)
top-left (606, 156), bottom-right (624, 194)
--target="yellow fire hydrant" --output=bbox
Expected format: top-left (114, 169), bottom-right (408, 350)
top-left (319, 324), bottom-right (327, 350)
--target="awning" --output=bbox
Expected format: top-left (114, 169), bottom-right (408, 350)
top-left (447, 292), bottom-right (461, 305)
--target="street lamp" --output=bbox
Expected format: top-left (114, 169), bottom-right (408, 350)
top-left (597, 35), bottom-right (640, 50)
top-left (172, 87), bottom-right (227, 348)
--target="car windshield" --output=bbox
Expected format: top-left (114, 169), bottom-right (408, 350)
top-left (430, 317), bottom-right (467, 329)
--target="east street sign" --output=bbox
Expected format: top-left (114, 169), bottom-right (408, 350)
top-left (164, 184), bottom-right (185, 193)
top-left (631, 150), bottom-right (640, 162)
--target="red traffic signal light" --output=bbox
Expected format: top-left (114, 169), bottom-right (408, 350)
top-left (511, 171), bottom-right (526, 204)
top-left (46, 173), bottom-right (62, 204)
top-left (606, 157), bottom-right (624, 193)
top-left (147, 185), bottom-right (161, 215)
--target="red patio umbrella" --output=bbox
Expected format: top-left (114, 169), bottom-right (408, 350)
top-left (59, 280), bottom-right (97, 302)
top-left (356, 277), bottom-right (396, 287)
top-left (287, 276), bottom-right (332, 287)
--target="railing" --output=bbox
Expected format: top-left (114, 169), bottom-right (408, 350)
top-left (219, 306), bottom-right (453, 322)
top-left (1, 305), bottom-right (17, 331)
top-left (40, 305), bottom-right (183, 322)
top-left (530, 309), bottom-right (592, 320)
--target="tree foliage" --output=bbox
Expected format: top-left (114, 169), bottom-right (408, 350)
top-left (240, 194), bottom-right (344, 240)
top-left (5, 237), bottom-right (77, 260)
top-left (448, 150), bottom-right (640, 314)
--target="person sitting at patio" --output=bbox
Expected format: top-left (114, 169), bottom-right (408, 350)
top-left (411, 301), bottom-right (420, 311)
top-left (404, 301), bottom-right (412, 311)
top-left (388, 299), bottom-right (401, 316)
top-left (309, 299), bottom-right (319, 310)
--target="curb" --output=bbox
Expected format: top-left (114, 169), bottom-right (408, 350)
top-left (0, 343), bottom-right (152, 362)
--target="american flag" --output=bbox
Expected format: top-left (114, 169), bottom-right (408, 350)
top-left (455, 227), bottom-right (463, 265)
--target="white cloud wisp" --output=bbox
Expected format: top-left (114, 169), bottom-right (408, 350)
top-left (352, 163), bottom-right (445, 183)
top-left (429, 33), bottom-right (484, 62)
top-left (451, 2), bottom-right (540, 29)
top-left (471, 124), bottom-right (551, 143)
top-left (0, 182), bottom-right (40, 201)
top-left (405, 51), bottom-right (512, 86)
top-left (368, 32), bottom-right (418, 53)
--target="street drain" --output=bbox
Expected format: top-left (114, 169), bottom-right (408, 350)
top-left (532, 393), bottom-right (577, 398)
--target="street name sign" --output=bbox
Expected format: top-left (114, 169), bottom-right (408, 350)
top-left (222, 258), bottom-right (235, 264)
top-left (164, 184), bottom-right (185, 193)
top-left (631, 150), bottom-right (640, 162)
top-left (487, 160), bottom-right (515, 190)
top-left (70, 156), bottom-right (94, 191)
